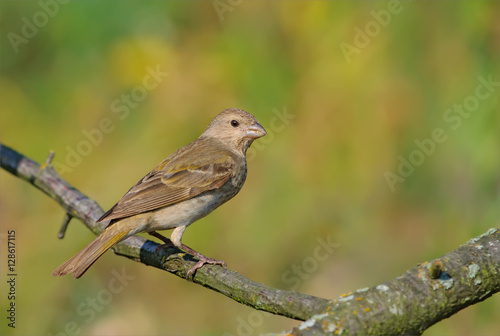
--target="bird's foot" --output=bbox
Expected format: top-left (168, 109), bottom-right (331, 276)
top-left (181, 243), bottom-right (227, 280)
top-left (186, 255), bottom-right (227, 280)
top-left (149, 232), bottom-right (227, 280)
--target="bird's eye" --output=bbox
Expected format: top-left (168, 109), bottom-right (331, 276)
top-left (230, 120), bottom-right (239, 127)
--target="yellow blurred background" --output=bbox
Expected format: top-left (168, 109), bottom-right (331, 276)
top-left (1, 1), bottom-right (498, 335)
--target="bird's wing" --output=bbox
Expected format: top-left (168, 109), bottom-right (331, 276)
top-left (97, 143), bottom-right (236, 222)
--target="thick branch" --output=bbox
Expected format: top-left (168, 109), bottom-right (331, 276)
top-left (1, 143), bottom-right (499, 335)
top-left (0, 143), bottom-right (332, 321)
top-left (289, 229), bottom-right (500, 335)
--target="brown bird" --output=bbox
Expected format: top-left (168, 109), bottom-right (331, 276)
top-left (53, 108), bottom-right (266, 279)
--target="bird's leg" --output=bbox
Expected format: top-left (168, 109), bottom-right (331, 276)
top-left (165, 226), bottom-right (227, 279)
top-left (180, 243), bottom-right (227, 279)
top-left (149, 231), bottom-right (175, 256)
top-left (149, 231), bottom-right (173, 245)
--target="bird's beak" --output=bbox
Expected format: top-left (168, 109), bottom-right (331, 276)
top-left (245, 122), bottom-right (267, 139)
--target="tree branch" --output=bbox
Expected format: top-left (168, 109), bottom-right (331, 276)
top-left (288, 228), bottom-right (500, 335)
top-left (0, 143), bottom-right (332, 321)
top-left (1, 143), bottom-right (498, 335)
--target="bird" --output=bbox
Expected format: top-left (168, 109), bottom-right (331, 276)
top-left (53, 108), bottom-right (266, 279)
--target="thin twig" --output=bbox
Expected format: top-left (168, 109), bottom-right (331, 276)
top-left (44, 149), bottom-right (55, 166)
top-left (57, 213), bottom-right (73, 239)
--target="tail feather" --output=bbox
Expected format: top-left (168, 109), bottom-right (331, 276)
top-left (53, 227), bottom-right (129, 278)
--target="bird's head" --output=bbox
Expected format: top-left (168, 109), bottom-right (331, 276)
top-left (202, 108), bottom-right (267, 154)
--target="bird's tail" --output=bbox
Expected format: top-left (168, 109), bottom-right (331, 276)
top-left (52, 225), bottom-right (129, 279)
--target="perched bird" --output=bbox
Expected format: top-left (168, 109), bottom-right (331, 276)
top-left (53, 108), bottom-right (266, 279)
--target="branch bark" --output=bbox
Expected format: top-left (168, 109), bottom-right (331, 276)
top-left (1, 143), bottom-right (499, 335)
top-left (0, 143), bottom-right (332, 321)
top-left (289, 228), bottom-right (500, 335)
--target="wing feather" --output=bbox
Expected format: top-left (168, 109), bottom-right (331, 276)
top-left (97, 139), bottom-right (236, 222)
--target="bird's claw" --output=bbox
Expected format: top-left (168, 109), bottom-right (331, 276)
top-left (186, 257), bottom-right (227, 280)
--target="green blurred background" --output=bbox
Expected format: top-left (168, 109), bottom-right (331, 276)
top-left (1, 1), bottom-right (498, 335)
